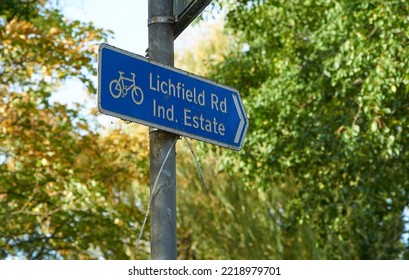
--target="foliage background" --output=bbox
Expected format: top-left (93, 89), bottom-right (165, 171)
top-left (1, 0), bottom-right (409, 259)
top-left (204, 0), bottom-right (409, 259)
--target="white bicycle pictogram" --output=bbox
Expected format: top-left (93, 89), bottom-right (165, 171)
top-left (109, 71), bottom-right (144, 105)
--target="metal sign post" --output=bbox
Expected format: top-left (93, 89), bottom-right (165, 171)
top-left (148, 0), bottom-right (177, 260)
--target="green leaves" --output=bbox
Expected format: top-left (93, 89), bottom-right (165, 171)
top-left (210, 0), bottom-right (409, 259)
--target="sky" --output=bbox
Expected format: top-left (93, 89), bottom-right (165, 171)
top-left (52, 0), bottom-right (207, 126)
top-left (62, 0), bottom-right (148, 55)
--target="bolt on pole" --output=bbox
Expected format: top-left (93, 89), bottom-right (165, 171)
top-left (148, 0), bottom-right (177, 260)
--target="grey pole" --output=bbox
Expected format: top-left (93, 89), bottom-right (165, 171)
top-left (148, 0), bottom-right (177, 259)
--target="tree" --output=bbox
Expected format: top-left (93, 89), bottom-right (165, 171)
top-left (208, 0), bottom-right (409, 259)
top-left (176, 18), bottom-right (234, 76)
top-left (0, 1), bottom-right (149, 259)
top-left (175, 142), bottom-right (323, 259)
top-left (174, 18), bottom-right (322, 259)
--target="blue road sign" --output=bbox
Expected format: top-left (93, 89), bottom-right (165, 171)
top-left (98, 43), bottom-right (248, 150)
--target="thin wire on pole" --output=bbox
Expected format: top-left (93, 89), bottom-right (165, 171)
top-left (137, 136), bottom-right (178, 250)
top-left (183, 137), bottom-right (210, 192)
